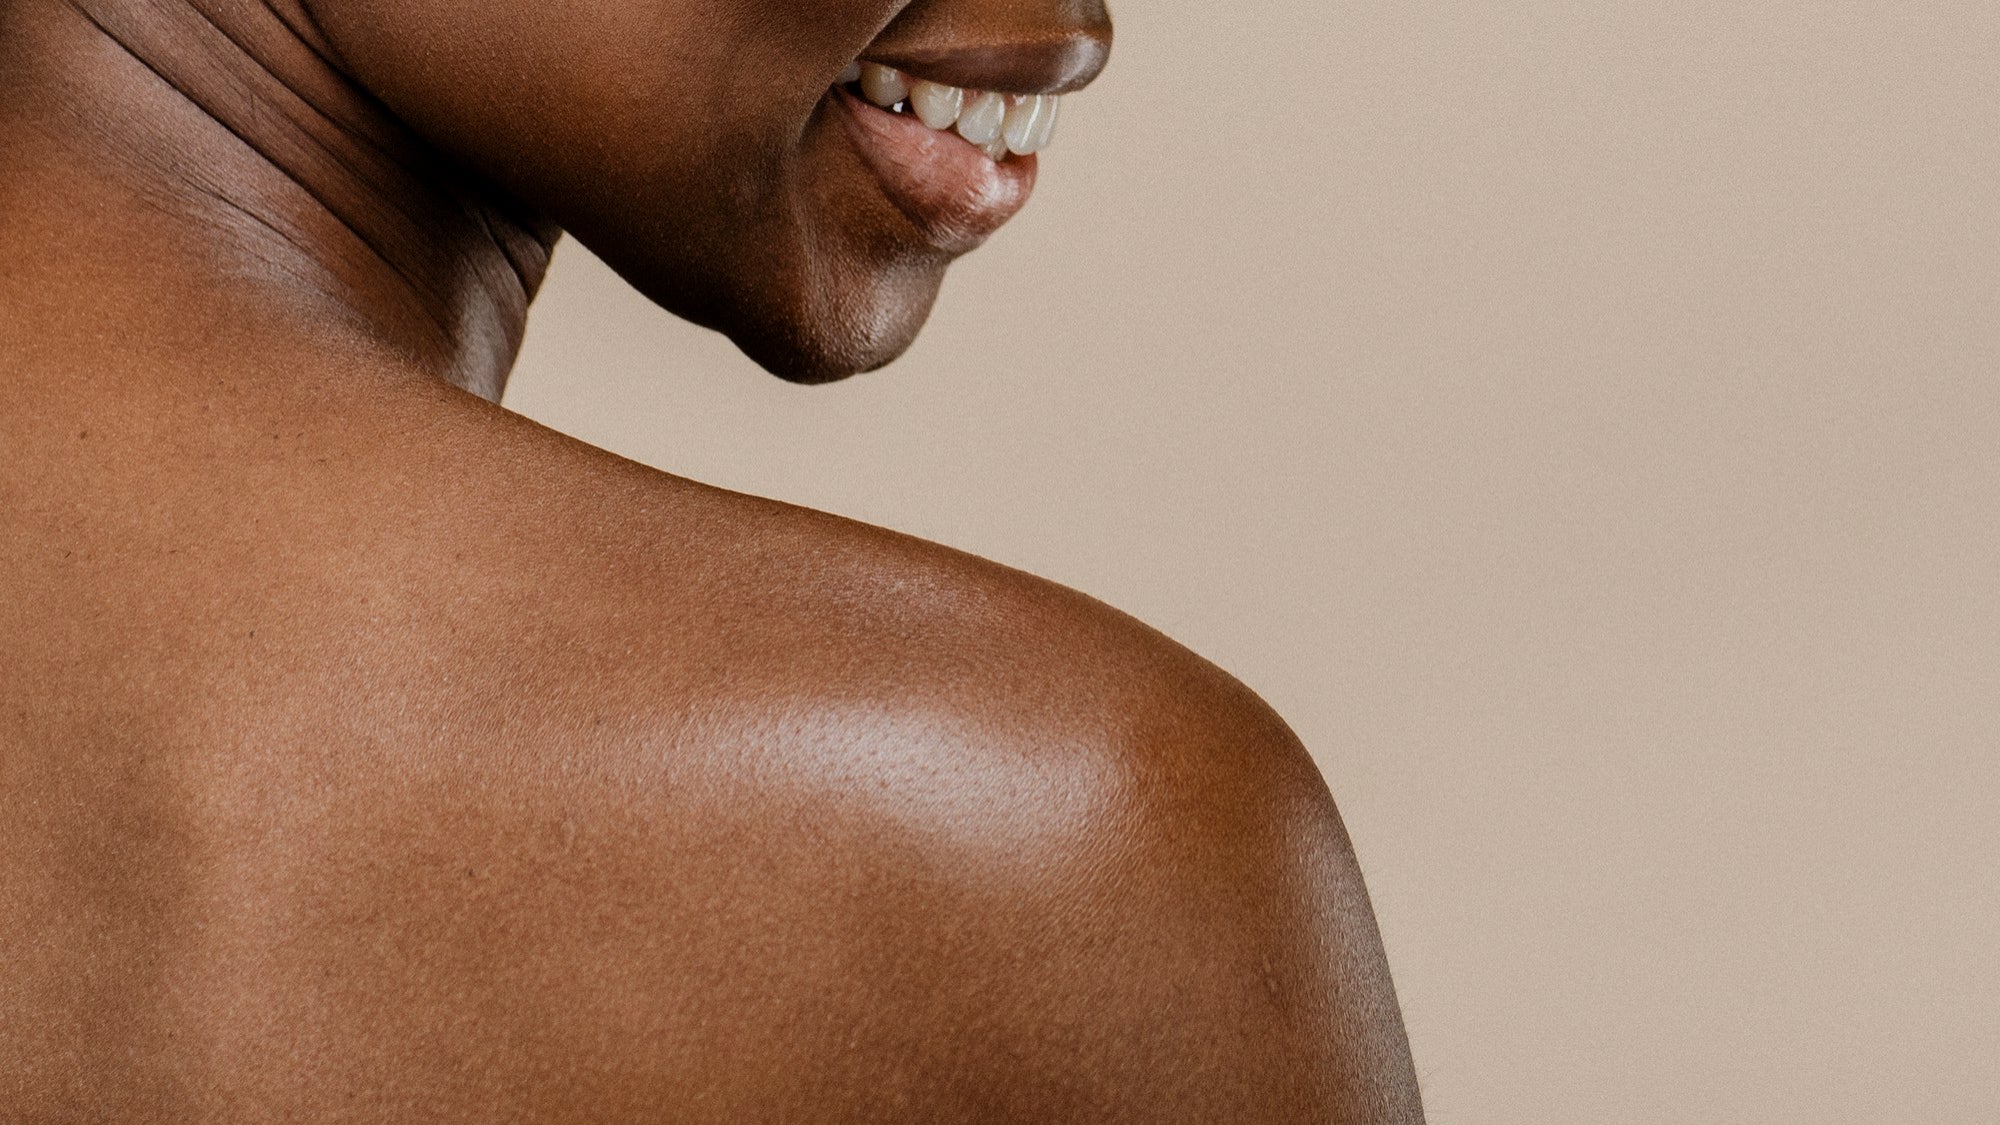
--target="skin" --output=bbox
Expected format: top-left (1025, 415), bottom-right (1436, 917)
top-left (0, 0), bottom-right (1425, 1120)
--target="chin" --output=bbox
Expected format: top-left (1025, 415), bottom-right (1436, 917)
top-left (579, 198), bottom-right (956, 385)
top-left (737, 333), bottom-right (911, 385)
top-left (726, 256), bottom-right (949, 385)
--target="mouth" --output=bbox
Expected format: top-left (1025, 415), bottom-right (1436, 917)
top-left (829, 62), bottom-right (1063, 254)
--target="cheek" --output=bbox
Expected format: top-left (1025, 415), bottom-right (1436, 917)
top-left (315, 4), bottom-right (743, 203)
top-left (313, 0), bottom-right (903, 213)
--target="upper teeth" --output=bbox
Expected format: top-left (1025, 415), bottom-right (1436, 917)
top-left (845, 62), bottom-right (1062, 161)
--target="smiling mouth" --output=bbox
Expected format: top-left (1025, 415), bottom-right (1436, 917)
top-left (829, 64), bottom-right (1049, 255)
top-left (838, 62), bottom-right (1062, 162)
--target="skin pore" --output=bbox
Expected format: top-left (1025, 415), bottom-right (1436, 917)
top-left (0, 0), bottom-right (1424, 1120)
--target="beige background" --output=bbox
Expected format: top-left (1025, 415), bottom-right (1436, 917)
top-left (505, 2), bottom-right (2000, 1120)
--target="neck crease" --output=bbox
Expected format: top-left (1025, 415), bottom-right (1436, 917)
top-left (0, 0), bottom-right (560, 399)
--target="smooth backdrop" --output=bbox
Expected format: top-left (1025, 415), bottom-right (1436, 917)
top-left (506, 2), bottom-right (2000, 1120)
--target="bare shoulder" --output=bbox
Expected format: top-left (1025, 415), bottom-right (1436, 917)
top-left (418, 416), bottom-right (1428, 1122)
top-left (0, 396), bottom-right (1418, 1121)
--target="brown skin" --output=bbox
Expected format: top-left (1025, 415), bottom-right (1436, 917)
top-left (0, 0), bottom-right (1425, 1120)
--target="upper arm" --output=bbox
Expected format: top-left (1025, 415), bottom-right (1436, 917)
top-left (843, 626), bottom-right (1427, 1123)
top-left (995, 718), bottom-right (1418, 1121)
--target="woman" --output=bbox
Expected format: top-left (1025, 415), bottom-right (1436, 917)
top-left (0, 0), bottom-right (1423, 1119)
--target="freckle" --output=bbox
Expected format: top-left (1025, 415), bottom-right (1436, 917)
top-left (77, 429), bottom-right (89, 439)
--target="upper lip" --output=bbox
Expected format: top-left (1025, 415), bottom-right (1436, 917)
top-left (860, 32), bottom-right (1111, 96)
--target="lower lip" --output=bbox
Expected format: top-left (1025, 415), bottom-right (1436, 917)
top-left (830, 87), bottom-right (1038, 254)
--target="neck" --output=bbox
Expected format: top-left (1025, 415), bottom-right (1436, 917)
top-left (0, 0), bottom-right (558, 400)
